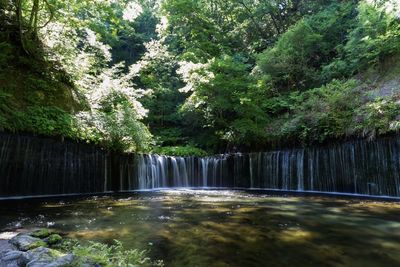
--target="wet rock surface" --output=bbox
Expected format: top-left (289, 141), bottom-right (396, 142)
top-left (0, 240), bottom-right (14, 253)
top-left (9, 235), bottom-right (44, 251)
top-left (0, 231), bottom-right (74, 267)
top-left (25, 247), bottom-right (74, 267)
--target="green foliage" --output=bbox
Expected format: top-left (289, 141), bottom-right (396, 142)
top-left (31, 229), bottom-right (56, 238)
top-left (27, 240), bottom-right (48, 250)
top-left (46, 234), bottom-right (63, 245)
top-left (162, 0), bottom-right (337, 60)
top-left (262, 78), bottom-right (400, 144)
top-left (0, 90), bottom-right (14, 127)
top-left (11, 107), bottom-right (75, 137)
top-left (0, 42), bottom-right (13, 70)
top-left (275, 79), bottom-right (359, 143)
top-left (353, 96), bottom-right (400, 139)
top-left (323, 1), bottom-right (400, 78)
top-left (138, 40), bottom-right (186, 139)
top-left (152, 127), bottom-right (187, 147)
top-left (257, 20), bottom-right (323, 90)
top-left (51, 237), bottom-right (163, 266)
top-left (179, 55), bottom-right (268, 149)
top-left (2, 0), bottom-right (400, 154)
top-left (152, 145), bottom-right (208, 157)
top-left (159, 0), bottom-right (400, 150)
top-left (344, 1), bottom-right (400, 72)
top-left (0, 0), bottom-right (155, 153)
top-left (96, 96), bottom-right (153, 152)
top-left (257, 2), bottom-right (357, 91)
top-left (0, 104), bottom-right (104, 144)
top-left (70, 240), bottom-right (163, 267)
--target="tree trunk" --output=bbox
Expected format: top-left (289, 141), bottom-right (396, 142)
top-left (29, 0), bottom-right (39, 39)
top-left (17, 0), bottom-right (27, 51)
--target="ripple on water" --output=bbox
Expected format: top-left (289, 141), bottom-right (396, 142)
top-left (1, 190), bottom-right (400, 267)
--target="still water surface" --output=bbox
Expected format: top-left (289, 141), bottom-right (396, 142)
top-left (1, 190), bottom-right (400, 267)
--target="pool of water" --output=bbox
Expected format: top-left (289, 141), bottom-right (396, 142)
top-left (1, 190), bottom-right (400, 267)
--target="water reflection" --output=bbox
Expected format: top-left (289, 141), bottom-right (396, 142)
top-left (1, 190), bottom-right (400, 267)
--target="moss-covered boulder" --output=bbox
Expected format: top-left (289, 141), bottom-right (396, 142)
top-left (9, 234), bottom-right (47, 251)
top-left (27, 240), bottom-right (48, 250)
top-left (31, 229), bottom-right (56, 239)
top-left (25, 247), bottom-right (74, 267)
top-left (45, 234), bottom-right (63, 245)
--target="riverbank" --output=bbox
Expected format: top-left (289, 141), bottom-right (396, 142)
top-left (0, 229), bottom-right (162, 266)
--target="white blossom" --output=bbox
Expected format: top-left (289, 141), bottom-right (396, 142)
top-left (177, 61), bottom-right (214, 93)
top-left (123, 2), bottom-right (143, 22)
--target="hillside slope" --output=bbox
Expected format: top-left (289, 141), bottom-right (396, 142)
top-left (0, 37), bottom-right (86, 137)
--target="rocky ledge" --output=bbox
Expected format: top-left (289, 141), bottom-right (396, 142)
top-left (0, 230), bottom-right (75, 267)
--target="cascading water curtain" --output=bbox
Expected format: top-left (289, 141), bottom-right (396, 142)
top-left (129, 138), bottom-right (400, 197)
top-left (1, 133), bottom-right (400, 197)
top-left (0, 133), bottom-right (111, 197)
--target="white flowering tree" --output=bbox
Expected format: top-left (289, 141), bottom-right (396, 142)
top-left (37, 0), bottom-right (153, 151)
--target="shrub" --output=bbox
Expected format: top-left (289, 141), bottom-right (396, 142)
top-left (0, 42), bottom-right (13, 70)
top-left (152, 145), bottom-right (208, 157)
top-left (344, 1), bottom-right (400, 73)
top-left (257, 2), bottom-right (357, 91)
top-left (10, 106), bottom-right (76, 138)
top-left (271, 79), bottom-right (359, 143)
top-left (353, 97), bottom-right (400, 139)
top-left (66, 240), bottom-right (163, 267)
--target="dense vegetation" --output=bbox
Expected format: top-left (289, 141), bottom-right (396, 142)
top-left (1, 0), bottom-right (400, 155)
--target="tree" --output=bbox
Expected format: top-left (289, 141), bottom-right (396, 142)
top-left (179, 55), bottom-right (268, 149)
top-left (256, 2), bottom-right (357, 91)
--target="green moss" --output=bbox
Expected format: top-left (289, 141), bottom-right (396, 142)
top-left (27, 240), bottom-right (48, 250)
top-left (31, 229), bottom-right (55, 238)
top-left (46, 234), bottom-right (63, 245)
top-left (48, 248), bottom-right (66, 258)
top-left (51, 238), bottom-right (79, 252)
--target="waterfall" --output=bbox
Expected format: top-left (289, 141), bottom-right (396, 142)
top-left (212, 157), bottom-right (218, 186)
top-left (0, 133), bottom-right (110, 197)
top-left (178, 157), bottom-right (189, 187)
top-left (127, 138), bottom-right (400, 197)
top-left (171, 157), bottom-right (180, 187)
top-left (249, 154), bottom-right (254, 188)
top-left (201, 158), bottom-right (209, 187)
top-left (157, 156), bottom-right (167, 188)
top-left (2, 132), bottom-right (400, 197)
